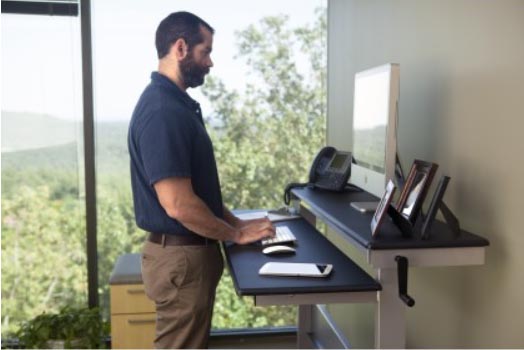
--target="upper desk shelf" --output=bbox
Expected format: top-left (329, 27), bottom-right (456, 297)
top-left (291, 187), bottom-right (490, 251)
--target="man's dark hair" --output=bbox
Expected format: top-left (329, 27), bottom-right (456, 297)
top-left (155, 11), bottom-right (214, 59)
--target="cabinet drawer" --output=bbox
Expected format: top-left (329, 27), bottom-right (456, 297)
top-left (111, 313), bottom-right (155, 349)
top-left (110, 284), bottom-right (155, 314)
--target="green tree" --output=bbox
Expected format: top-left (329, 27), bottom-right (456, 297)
top-left (203, 10), bottom-right (327, 211)
top-left (206, 9), bottom-right (327, 328)
top-left (1, 185), bottom-right (87, 335)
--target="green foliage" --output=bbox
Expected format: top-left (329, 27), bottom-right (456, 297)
top-left (1, 184), bottom-right (88, 335)
top-left (15, 307), bottom-right (109, 349)
top-left (203, 10), bottom-right (327, 211)
top-left (1, 6), bottom-right (326, 338)
top-left (214, 270), bottom-right (296, 328)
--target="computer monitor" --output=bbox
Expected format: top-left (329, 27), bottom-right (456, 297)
top-left (350, 63), bottom-right (400, 199)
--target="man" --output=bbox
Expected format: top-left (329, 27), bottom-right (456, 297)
top-left (128, 11), bottom-right (275, 349)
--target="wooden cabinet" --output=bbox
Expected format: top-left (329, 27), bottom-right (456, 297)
top-left (110, 254), bottom-right (155, 349)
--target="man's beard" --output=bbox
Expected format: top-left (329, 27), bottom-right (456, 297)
top-left (180, 53), bottom-right (209, 88)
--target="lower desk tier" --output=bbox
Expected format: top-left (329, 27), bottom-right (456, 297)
top-left (224, 218), bottom-right (381, 304)
top-left (224, 218), bottom-right (381, 348)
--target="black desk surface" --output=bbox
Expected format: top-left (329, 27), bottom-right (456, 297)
top-left (292, 187), bottom-right (490, 250)
top-left (223, 218), bottom-right (381, 296)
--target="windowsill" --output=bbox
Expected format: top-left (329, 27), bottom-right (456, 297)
top-left (210, 326), bottom-right (297, 339)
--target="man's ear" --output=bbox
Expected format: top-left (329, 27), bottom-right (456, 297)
top-left (171, 38), bottom-right (188, 60)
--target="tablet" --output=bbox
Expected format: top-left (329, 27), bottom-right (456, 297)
top-left (258, 262), bottom-right (333, 278)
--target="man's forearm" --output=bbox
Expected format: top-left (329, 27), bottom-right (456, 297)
top-left (223, 206), bottom-right (240, 227)
top-left (154, 177), bottom-right (273, 245)
top-left (174, 195), bottom-right (239, 242)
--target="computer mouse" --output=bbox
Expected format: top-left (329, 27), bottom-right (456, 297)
top-left (262, 245), bottom-right (296, 255)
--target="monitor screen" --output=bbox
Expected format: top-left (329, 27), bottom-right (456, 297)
top-left (351, 64), bottom-right (399, 198)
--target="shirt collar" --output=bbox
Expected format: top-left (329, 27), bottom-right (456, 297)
top-left (150, 71), bottom-right (201, 112)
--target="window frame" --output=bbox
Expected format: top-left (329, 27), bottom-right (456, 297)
top-left (1, 0), bottom-right (78, 16)
top-left (2, 0), bottom-right (99, 309)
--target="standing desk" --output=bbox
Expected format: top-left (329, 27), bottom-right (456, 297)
top-left (224, 187), bottom-right (489, 349)
top-left (291, 187), bottom-right (489, 348)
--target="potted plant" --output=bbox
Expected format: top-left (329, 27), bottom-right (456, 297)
top-left (15, 306), bottom-right (109, 349)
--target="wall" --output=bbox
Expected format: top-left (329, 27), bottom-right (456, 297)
top-left (327, 0), bottom-right (524, 348)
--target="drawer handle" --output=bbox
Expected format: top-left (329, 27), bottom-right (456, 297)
top-left (126, 288), bottom-right (146, 294)
top-left (128, 318), bottom-right (156, 325)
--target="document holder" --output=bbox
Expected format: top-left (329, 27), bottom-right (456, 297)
top-left (387, 205), bottom-right (414, 238)
top-left (420, 175), bottom-right (461, 239)
top-left (384, 176), bottom-right (460, 240)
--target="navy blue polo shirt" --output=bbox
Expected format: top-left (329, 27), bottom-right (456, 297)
top-left (128, 72), bottom-right (224, 236)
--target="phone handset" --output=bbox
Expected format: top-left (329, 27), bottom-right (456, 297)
top-left (308, 146), bottom-right (337, 184)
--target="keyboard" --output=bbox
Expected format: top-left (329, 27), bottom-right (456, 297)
top-left (261, 225), bottom-right (297, 246)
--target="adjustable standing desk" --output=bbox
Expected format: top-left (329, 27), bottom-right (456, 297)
top-left (224, 188), bottom-right (489, 349)
top-left (294, 187), bottom-right (489, 348)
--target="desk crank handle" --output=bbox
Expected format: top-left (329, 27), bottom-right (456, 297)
top-left (395, 256), bottom-right (415, 307)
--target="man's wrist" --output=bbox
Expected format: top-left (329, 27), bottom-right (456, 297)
top-left (231, 228), bottom-right (242, 243)
top-left (226, 214), bottom-right (241, 228)
top-left (233, 217), bottom-right (243, 228)
top-left (223, 208), bottom-right (241, 227)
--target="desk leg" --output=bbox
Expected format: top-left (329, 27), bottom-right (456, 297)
top-left (375, 268), bottom-right (406, 349)
top-left (298, 304), bottom-right (313, 348)
top-left (299, 204), bottom-right (317, 227)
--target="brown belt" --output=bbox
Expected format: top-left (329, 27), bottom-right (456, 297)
top-left (147, 232), bottom-right (216, 246)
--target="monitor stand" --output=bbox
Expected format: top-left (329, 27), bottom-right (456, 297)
top-left (349, 153), bottom-right (405, 214)
top-left (350, 201), bottom-right (378, 213)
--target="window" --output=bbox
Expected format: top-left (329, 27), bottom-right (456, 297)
top-left (92, 0), bottom-right (327, 329)
top-left (1, 0), bottom-right (327, 336)
top-left (1, 13), bottom-right (84, 336)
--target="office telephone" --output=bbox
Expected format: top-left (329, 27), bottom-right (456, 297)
top-left (308, 146), bottom-right (352, 191)
top-left (284, 147), bottom-right (353, 205)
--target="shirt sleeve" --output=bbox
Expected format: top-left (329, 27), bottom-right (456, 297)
top-left (138, 110), bottom-right (194, 185)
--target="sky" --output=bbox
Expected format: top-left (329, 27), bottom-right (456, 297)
top-left (1, 0), bottom-right (325, 122)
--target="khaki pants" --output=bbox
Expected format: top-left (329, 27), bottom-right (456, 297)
top-left (141, 241), bottom-right (224, 349)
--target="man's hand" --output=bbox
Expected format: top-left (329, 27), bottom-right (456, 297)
top-left (234, 217), bottom-right (269, 229)
top-left (233, 217), bottom-right (275, 245)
